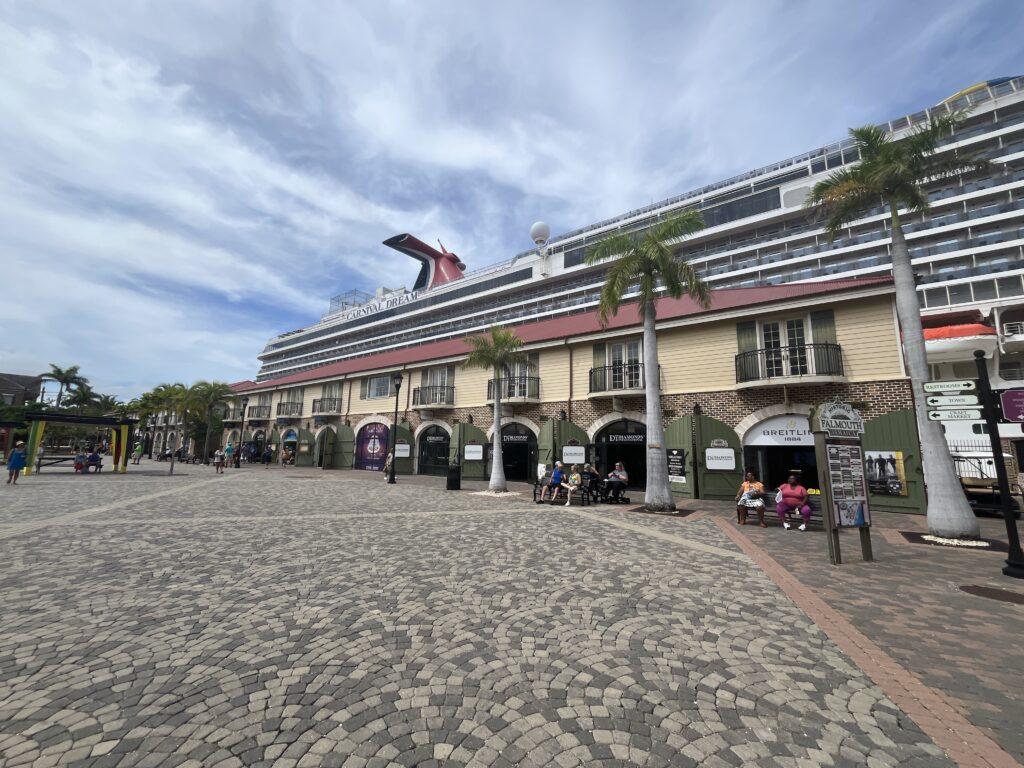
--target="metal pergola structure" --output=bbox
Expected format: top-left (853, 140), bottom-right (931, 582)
top-left (22, 412), bottom-right (137, 476)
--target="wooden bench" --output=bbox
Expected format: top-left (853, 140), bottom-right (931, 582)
top-left (532, 479), bottom-right (590, 506)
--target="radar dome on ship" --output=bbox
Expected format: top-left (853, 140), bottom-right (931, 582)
top-left (530, 221), bottom-right (550, 247)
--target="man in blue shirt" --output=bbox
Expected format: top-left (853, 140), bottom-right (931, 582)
top-left (537, 461), bottom-right (565, 503)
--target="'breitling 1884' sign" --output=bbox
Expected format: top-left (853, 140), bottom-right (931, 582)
top-left (818, 400), bottom-right (865, 439)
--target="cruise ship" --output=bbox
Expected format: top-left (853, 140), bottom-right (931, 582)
top-left (257, 77), bottom-right (1024, 390)
top-left (225, 78), bottom-right (1024, 492)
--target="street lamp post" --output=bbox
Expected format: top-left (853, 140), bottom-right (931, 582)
top-left (235, 396), bottom-right (249, 469)
top-left (388, 372), bottom-right (403, 485)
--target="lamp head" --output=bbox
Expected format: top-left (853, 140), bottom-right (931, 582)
top-left (391, 371), bottom-right (404, 389)
top-left (240, 396), bottom-right (249, 408)
top-left (530, 221), bottom-right (550, 247)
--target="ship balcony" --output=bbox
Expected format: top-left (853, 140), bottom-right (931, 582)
top-left (311, 398), bottom-right (342, 415)
top-left (487, 376), bottom-right (540, 404)
top-left (588, 364), bottom-right (648, 398)
top-left (1002, 321), bottom-right (1024, 352)
top-left (412, 386), bottom-right (455, 410)
top-left (735, 343), bottom-right (846, 389)
top-left (276, 402), bottom-right (303, 417)
top-left (222, 408), bottom-right (243, 422)
top-left (247, 405), bottom-right (272, 420)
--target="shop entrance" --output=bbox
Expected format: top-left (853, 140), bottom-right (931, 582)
top-left (742, 414), bottom-right (819, 490)
top-left (594, 419), bottom-right (646, 488)
top-left (355, 423), bottom-right (389, 471)
top-left (500, 423), bottom-right (537, 481)
top-left (418, 425), bottom-right (451, 476)
top-left (281, 428), bottom-right (299, 465)
top-left (251, 429), bottom-right (266, 460)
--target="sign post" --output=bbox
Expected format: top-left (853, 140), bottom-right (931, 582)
top-left (973, 352), bottom-right (1024, 579)
top-left (812, 400), bottom-right (873, 565)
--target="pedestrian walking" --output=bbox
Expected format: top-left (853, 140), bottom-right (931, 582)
top-left (262, 447), bottom-right (273, 466)
top-left (6, 441), bottom-right (27, 485)
top-left (225, 442), bottom-right (235, 468)
top-left (213, 446), bottom-right (225, 474)
top-left (132, 443), bottom-right (143, 465)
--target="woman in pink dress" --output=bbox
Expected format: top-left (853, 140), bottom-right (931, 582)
top-left (776, 473), bottom-right (812, 531)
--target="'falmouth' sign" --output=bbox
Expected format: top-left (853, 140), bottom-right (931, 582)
top-left (818, 400), bottom-right (865, 439)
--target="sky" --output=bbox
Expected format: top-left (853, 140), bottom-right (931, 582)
top-left (2, 0), bottom-right (1022, 401)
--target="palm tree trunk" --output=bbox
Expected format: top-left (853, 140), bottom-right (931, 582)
top-left (890, 204), bottom-right (978, 537)
top-left (202, 409), bottom-right (213, 465)
top-left (56, 384), bottom-right (64, 408)
top-left (489, 370), bottom-right (507, 491)
top-left (642, 304), bottom-right (675, 511)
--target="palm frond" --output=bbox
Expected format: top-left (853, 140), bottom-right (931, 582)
top-left (584, 233), bottom-right (635, 266)
top-left (596, 252), bottom-right (642, 326)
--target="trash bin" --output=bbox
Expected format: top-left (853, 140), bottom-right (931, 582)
top-left (446, 462), bottom-right (461, 491)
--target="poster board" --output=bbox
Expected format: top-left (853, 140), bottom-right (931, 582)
top-left (667, 448), bottom-right (687, 484)
top-left (704, 448), bottom-right (735, 471)
top-left (464, 444), bottom-right (483, 461)
top-left (562, 445), bottom-right (586, 464)
top-left (395, 442), bottom-right (411, 459)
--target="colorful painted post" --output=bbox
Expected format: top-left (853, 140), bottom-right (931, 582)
top-left (23, 420), bottom-right (46, 477)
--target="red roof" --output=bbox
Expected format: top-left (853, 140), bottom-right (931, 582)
top-left (233, 277), bottom-right (892, 392)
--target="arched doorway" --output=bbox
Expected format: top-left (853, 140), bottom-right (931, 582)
top-left (500, 422), bottom-right (537, 482)
top-left (252, 429), bottom-right (267, 459)
top-left (418, 425), bottom-right (450, 476)
top-left (281, 428), bottom-right (298, 464)
top-left (314, 428), bottom-right (334, 468)
top-left (595, 419), bottom-right (646, 488)
top-left (742, 414), bottom-right (818, 490)
top-left (355, 423), bottom-right (389, 471)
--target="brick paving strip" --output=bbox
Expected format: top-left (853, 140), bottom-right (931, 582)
top-left (0, 475), bottom-right (235, 541)
top-left (712, 517), bottom-right (1023, 768)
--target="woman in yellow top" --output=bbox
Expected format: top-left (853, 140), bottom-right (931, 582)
top-left (735, 470), bottom-right (767, 527)
top-left (560, 465), bottom-right (583, 506)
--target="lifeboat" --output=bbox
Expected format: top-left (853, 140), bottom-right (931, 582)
top-left (922, 324), bottom-right (998, 362)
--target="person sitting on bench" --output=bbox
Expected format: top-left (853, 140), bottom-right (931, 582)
top-left (776, 473), bottom-right (811, 531)
top-left (538, 462), bottom-right (565, 503)
top-left (560, 465), bottom-right (583, 506)
top-left (605, 462), bottom-right (629, 502)
top-left (74, 450), bottom-right (87, 473)
top-left (86, 450), bottom-right (102, 472)
top-left (735, 470), bottom-right (767, 527)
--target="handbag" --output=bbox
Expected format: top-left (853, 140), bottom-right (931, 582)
top-left (775, 489), bottom-right (784, 505)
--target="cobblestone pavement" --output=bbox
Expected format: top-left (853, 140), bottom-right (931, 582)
top-left (0, 465), bottom-right (962, 767)
top-left (706, 501), bottom-right (1024, 765)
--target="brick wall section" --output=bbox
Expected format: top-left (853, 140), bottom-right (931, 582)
top-left (335, 379), bottom-right (915, 437)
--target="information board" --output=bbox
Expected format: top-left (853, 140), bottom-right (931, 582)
top-left (464, 444), bottom-right (483, 461)
top-left (667, 448), bottom-right (687, 484)
top-left (394, 443), bottom-right (410, 458)
top-left (825, 440), bottom-right (870, 527)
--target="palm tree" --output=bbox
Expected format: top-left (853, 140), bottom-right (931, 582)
top-left (807, 113), bottom-right (988, 538)
top-left (189, 381), bottom-right (236, 465)
top-left (463, 327), bottom-right (531, 492)
top-left (41, 364), bottom-right (87, 408)
top-left (585, 211), bottom-right (710, 512)
top-left (96, 394), bottom-right (121, 415)
top-left (63, 383), bottom-right (100, 413)
top-left (148, 383), bottom-right (189, 475)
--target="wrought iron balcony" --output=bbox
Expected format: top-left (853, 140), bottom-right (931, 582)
top-left (589, 363), bottom-right (646, 395)
top-left (735, 343), bottom-right (845, 387)
top-left (276, 401), bottom-right (303, 417)
top-left (247, 405), bottom-right (271, 419)
top-left (222, 408), bottom-right (243, 421)
top-left (412, 386), bottom-right (455, 408)
top-left (311, 397), bottom-right (342, 414)
top-left (487, 376), bottom-right (540, 402)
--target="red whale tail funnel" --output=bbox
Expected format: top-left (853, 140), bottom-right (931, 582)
top-left (383, 234), bottom-right (466, 292)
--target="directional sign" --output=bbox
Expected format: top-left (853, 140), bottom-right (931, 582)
top-left (923, 380), bottom-right (977, 393)
top-left (925, 394), bottom-right (980, 407)
top-left (928, 409), bottom-right (982, 421)
top-left (1000, 389), bottom-right (1024, 423)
